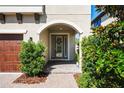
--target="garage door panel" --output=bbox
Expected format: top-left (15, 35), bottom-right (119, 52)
top-left (0, 34), bottom-right (23, 40)
top-left (0, 64), bottom-right (19, 72)
top-left (0, 55), bottom-right (5, 61)
top-left (0, 34), bottom-right (23, 72)
top-left (3, 55), bottom-right (18, 62)
top-left (0, 41), bottom-right (21, 51)
top-left (0, 53), bottom-right (20, 61)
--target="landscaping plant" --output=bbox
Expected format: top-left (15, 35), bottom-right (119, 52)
top-left (96, 5), bottom-right (124, 21)
top-left (80, 21), bottom-right (124, 88)
top-left (19, 39), bottom-right (46, 77)
top-left (75, 38), bottom-right (80, 64)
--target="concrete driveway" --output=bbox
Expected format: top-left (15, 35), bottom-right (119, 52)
top-left (0, 73), bottom-right (78, 88)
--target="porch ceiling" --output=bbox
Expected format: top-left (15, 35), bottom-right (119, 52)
top-left (47, 24), bottom-right (77, 33)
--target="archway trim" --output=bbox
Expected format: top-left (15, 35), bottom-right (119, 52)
top-left (37, 20), bottom-right (83, 34)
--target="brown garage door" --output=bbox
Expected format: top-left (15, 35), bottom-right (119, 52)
top-left (0, 34), bottom-right (23, 72)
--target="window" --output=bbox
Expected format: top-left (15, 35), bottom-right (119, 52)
top-left (94, 19), bottom-right (101, 27)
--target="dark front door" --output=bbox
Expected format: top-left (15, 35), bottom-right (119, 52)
top-left (51, 35), bottom-right (68, 59)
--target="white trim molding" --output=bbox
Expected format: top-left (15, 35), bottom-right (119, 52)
top-left (0, 6), bottom-right (43, 13)
top-left (49, 33), bottom-right (70, 61)
top-left (37, 20), bottom-right (83, 34)
top-left (0, 29), bottom-right (27, 34)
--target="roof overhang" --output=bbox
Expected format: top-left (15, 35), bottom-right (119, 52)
top-left (0, 6), bottom-right (43, 14)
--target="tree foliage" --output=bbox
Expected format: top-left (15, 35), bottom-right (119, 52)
top-left (79, 21), bottom-right (124, 88)
top-left (96, 5), bottom-right (124, 21)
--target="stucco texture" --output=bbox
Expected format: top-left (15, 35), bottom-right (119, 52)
top-left (0, 5), bottom-right (91, 62)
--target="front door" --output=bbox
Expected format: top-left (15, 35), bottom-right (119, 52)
top-left (51, 35), bottom-right (68, 59)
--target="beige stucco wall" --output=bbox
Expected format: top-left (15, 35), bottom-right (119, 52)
top-left (46, 5), bottom-right (91, 37)
top-left (0, 14), bottom-right (43, 42)
top-left (0, 5), bottom-right (91, 40)
top-left (0, 5), bottom-right (91, 61)
top-left (40, 29), bottom-right (49, 61)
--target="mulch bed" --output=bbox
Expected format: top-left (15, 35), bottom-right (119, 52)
top-left (13, 72), bottom-right (49, 84)
top-left (73, 73), bottom-right (81, 87)
top-left (74, 73), bottom-right (81, 80)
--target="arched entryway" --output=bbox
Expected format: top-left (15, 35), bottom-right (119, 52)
top-left (38, 20), bottom-right (81, 60)
top-left (37, 20), bottom-right (82, 73)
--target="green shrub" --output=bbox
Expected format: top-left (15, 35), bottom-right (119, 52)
top-left (74, 53), bottom-right (79, 63)
top-left (75, 38), bottom-right (79, 63)
top-left (80, 21), bottom-right (124, 88)
top-left (19, 39), bottom-right (46, 77)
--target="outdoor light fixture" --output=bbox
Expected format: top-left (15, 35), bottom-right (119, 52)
top-left (59, 27), bottom-right (63, 31)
